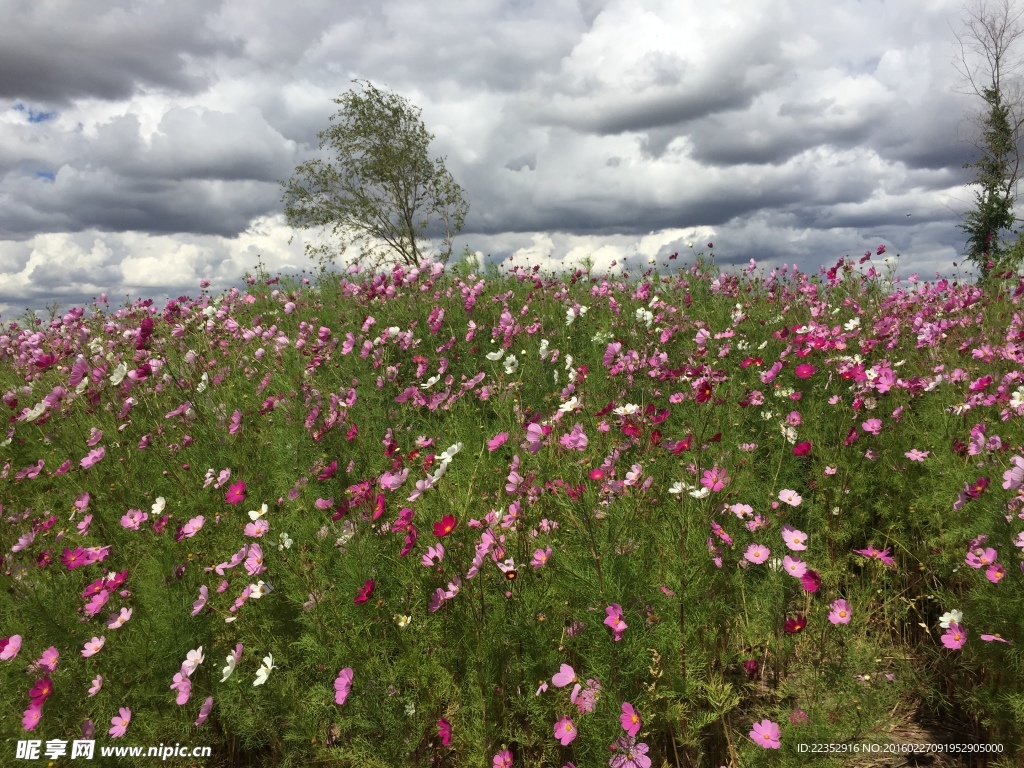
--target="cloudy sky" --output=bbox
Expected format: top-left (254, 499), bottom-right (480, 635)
top-left (0, 0), bottom-right (1004, 315)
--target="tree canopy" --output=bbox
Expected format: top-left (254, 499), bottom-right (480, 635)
top-left (281, 80), bottom-right (469, 271)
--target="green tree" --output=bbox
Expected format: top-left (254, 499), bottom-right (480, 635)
top-left (954, 0), bottom-right (1024, 281)
top-left (281, 80), bottom-right (469, 271)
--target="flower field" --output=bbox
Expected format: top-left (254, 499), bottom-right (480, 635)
top-left (1, 248), bottom-right (1023, 767)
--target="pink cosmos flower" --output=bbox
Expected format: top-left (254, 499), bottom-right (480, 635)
top-left (88, 675), bottom-right (103, 697)
top-left (180, 515), bottom-right (205, 538)
top-left (980, 633), bottom-right (1010, 643)
top-left (620, 701), bottom-right (641, 736)
top-left (422, 544), bottom-right (445, 567)
top-left (781, 525), bottom-right (808, 550)
top-left (335, 668), bottom-right (353, 705)
top-left (605, 604), bottom-right (627, 641)
top-left (744, 544), bottom-right (770, 564)
top-left (783, 555), bottom-right (807, 578)
top-left (29, 677), bottom-right (53, 704)
top-left (80, 447), bottom-right (105, 469)
top-left (22, 704), bottom-right (42, 731)
top-left (942, 622), bottom-right (967, 649)
top-left (244, 520), bottom-right (269, 537)
top-left (84, 590), bottom-right (110, 617)
top-left (438, 717), bottom-right (452, 746)
top-left (610, 735), bottom-right (652, 768)
top-left (0, 634), bottom-right (22, 661)
top-left (854, 545), bottom-right (895, 567)
top-left (552, 664), bottom-right (577, 688)
top-left (965, 547), bottom-right (998, 569)
top-left (82, 636), bottom-right (105, 657)
top-left (862, 418), bottom-right (882, 435)
top-left (192, 585), bottom-right (209, 616)
top-left (120, 510), bottom-right (148, 530)
top-left (36, 647), bottom-right (59, 672)
top-left (171, 671), bottom-right (192, 705)
top-left (905, 449), bottom-right (929, 462)
top-left (109, 707), bottom-right (131, 738)
top-left (195, 696), bottom-right (213, 727)
top-left (700, 466), bottom-right (730, 492)
top-left (778, 489), bottom-right (802, 507)
top-left (487, 432), bottom-right (509, 452)
top-left (749, 719), bottom-right (781, 748)
top-left (244, 544), bottom-right (266, 576)
top-left (493, 750), bottom-right (513, 768)
top-left (61, 546), bottom-right (88, 570)
top-left (794, 363), bottom-right (815, 378)
top-left (225, 481), bottom-right (246, 505)
top-left (828, 599), bottom-right (852, 624)
top-left (554, 715), bottom-right (578, 745)
top-left (559, 423), bottom-right (589, 451)
top-left (986, 563), bottom-right (1006, 583)
top-left (531, 546), bottom-right (552, 568)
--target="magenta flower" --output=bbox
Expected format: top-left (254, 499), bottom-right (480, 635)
top-left (620, 701), bottom-right (641, 736)
top-left (986, 563), bottom-right (1006, 583)
top-left (109, 707), bottom-right (131, 738)
top-left (853, 545), bottom-right (895, 568)
top-left (794, 363), bottom-right (815, 379)
top-left (487, 432), bottom-right (509, 452)
top-left (334, 668), bottom-right (353, 705)
top-left (828, 599), bottom-right (852, 625)
top-left (493, 750), bottom-right (513, 768)
top-left (61, 546), bottom-right (88, 570)
top-left (29, 677), bottom-right (53, 704)
top-left (433, 515), bottom-right (458, 538)
top-left (980, 633), bottom-right (1010, 643)
top-left (354, 580), bottom-right (375, 605)
top-left (554, 715), bottom-right (578, 745)
top-left (966, 547), bottom-right (998, 568)
top-left (749, 719), bottom-right (782, 748)
top-left (225, 481), bottom-right (246, 505)
top-left (942, 622), bottom-right (967, 650)
top-left (800, 570), bottom-right (821, 593)
top-left (438, 717), bottom-right (452, 746)
top-left (744, 544), bottom-right (770, 564)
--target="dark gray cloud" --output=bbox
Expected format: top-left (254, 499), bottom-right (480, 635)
top-left (0, 0), bottom-right (1007, 314)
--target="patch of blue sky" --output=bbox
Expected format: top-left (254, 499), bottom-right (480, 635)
top-left (35, 171), bottom-right (55, 181)
top-left (12, 103), bottom-right (57, 123)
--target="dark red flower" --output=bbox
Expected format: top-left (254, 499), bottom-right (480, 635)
top-left (784, 613), bottom-right (807, 635)
top-left (793, 441), bottom-right (812, 456)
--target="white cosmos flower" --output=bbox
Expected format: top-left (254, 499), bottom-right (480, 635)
top-left (439, 443), bottom-right (463, 464)
top-left (253, 654), bottom-right (276, 686)
top-left (613, 404), bottom-right (639, 416)
top-left (939, 610), bottom-right (963, 629)
top-left (183, 646), bottom-right (204, 676)
top-left (503, 355), bottom-right (519, 374)
top-left (420, 375), bottom-right (439, 389)
top-left (249, 580), bottom-right (273, 599)
top-left (248, 504), bottom-right (268, 521)
top-left (485, 349), bottom-right (505, 361)
top-left (152, 497), bottom-right (166, 515)
top-left (221, 654), bottom-right (237, 682)
top-left (689, 487), bottom-right (710, 499)
top-left (110, 362), bottom-right (128, 386)
top-left (668, 481), bottom-right (684, 495)
top-left (558, 397), bottom-right (580, 413)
